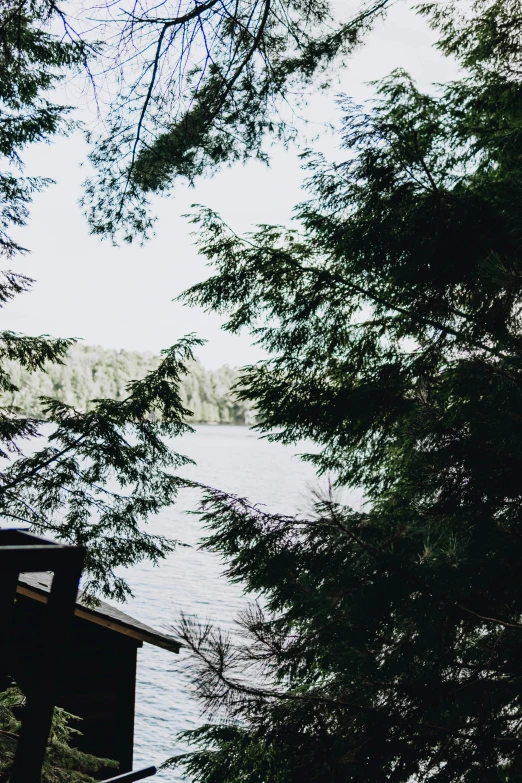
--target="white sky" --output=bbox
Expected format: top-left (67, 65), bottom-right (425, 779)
top-left (2, 2), bottom-right (459, 368)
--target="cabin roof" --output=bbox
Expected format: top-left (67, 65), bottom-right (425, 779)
top-left (17, 573), bottom-right (181, 653)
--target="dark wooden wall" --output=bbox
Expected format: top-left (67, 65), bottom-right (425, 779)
top-left (5, 595), bottom-right (141, 774)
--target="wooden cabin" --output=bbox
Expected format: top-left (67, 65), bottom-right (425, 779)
top-left (5, 573), bottom-right (180, 773)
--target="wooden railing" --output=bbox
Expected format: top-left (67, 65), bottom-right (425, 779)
top-left (102, 767), bottom-right (157, 782)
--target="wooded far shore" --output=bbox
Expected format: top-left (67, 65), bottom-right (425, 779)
top-left (3, 344), bottom-right (253, 425)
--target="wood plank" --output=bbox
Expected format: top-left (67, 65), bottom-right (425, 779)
top-left (15, 583), bottom-right (179, 652)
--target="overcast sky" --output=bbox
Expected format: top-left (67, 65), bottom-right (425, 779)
top-left (2, 2), bottom-right (459, 369)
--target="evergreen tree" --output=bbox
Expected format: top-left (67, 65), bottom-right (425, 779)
top-left (0, 0), bottom-right (409, 600)
top-left (0, 686), bottom-right (119, 781)
top-left (82, 0), bottom-right (392, 242)
top-left (159, 1), bottom-right (522, 780)
top-left (0, 0), bottom-right (200, 601)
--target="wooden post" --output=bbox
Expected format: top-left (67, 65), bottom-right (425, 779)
top-left (0, 530), bottom-right (85, 783)
top-left (0, 569), bottom-right (19, 677)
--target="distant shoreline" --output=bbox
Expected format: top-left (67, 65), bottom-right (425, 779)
top-left (191, 421), bottom-right (249, 426)
top-left (4, 343), bottom-right (254, 427)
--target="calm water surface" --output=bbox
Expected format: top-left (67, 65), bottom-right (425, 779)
top-left (116, 425), bottom-right (321, 779)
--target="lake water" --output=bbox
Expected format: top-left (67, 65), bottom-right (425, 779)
top-left (117, 425), bottom-right (322, 780)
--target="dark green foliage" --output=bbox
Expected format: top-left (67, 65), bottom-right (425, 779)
top-left (0, 686), bottom-right (118, 781)
top-left (0, 336), bottom-right (200, 600)
top-left (0, 0), bottom-right (83, 455)
top-left (83, 0), bottom-right (390, 242)
top-left (0, 0), bottom-right (85, 257)
top-left (0, 0), bottom-right (206, 603)
top-left (162, 1), bottom-right (522, 780)
top-left (0, 297), bottom-right (200, 600)
top-left (3, 343), bottom-right (253, 424)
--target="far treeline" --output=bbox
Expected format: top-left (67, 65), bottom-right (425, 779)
top-left (3, 344), bottom-right (252, 425)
